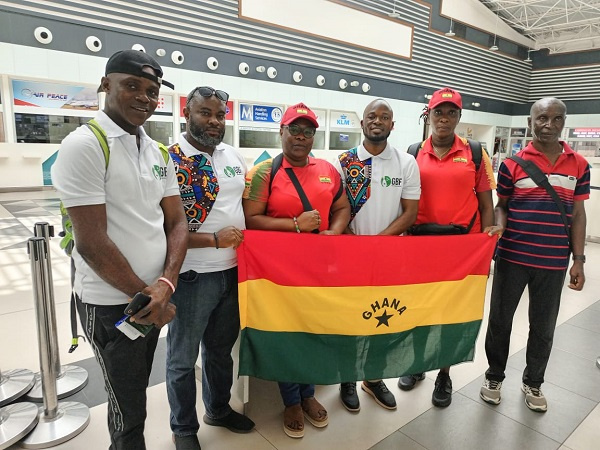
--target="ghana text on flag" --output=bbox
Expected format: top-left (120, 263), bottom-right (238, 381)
top-left (237, 231), bottom-right (497, 385)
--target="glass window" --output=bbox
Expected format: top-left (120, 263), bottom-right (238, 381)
top-left (329, 131), bottom-right (361, 150)
top-left (239, 129), bottom-right (280, 149)
top-left (142, 122), bottom-right (173, 145)
top-left (15, 113), bottom-right (87, 143)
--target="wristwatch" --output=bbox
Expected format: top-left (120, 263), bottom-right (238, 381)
top-left (572, 255), bottom-right (586, 263)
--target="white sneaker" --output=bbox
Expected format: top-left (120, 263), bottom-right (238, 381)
top-left (521, 383), bottom-right (547, 412)
top-left (480, 378), bottom-right (502, 405)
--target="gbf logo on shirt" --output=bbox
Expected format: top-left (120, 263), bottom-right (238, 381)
top-left (152, 165), bottom-right (168, 180)
top-left (381, 176), bottom-right (403, 187)
top-left (224, 166), bottom-right (243, 177)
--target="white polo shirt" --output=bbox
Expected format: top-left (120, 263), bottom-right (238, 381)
top-left (176, 135), bottom-right (247, 273)
top-left (51, 111), bottom-right (180, 305)
top-left (334, 143), bottom-right (421, 235)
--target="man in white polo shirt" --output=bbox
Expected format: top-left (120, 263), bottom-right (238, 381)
top-left (166, 87), bottom-right (254, 450)
top-left (51, 50), bottom-right (188, 449)
top-left (334, 98), bottom-right (421, 413)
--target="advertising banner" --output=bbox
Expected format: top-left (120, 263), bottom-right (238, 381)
top-left (12, 80), bottom-right (98, 110)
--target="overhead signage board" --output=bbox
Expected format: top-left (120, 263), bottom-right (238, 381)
top-left (569, 128), bottom-right (600, 138)
top-left (179, 97), bottom-right (233, 121)
top-left (239, 103), bottom-right (283, 127)
top-left (329, 111), bottom-right (360, 129)
top-left (12, 80), bottom-right (98, 110)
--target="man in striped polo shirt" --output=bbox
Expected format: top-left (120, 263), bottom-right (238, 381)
top-left (480, 97), bottom-right (590, 412)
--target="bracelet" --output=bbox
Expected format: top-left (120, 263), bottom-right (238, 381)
top-left (213, 232), bottom-right (219, 249)
top-left (158, 276), bottom-right (175, 294)
top-left (572, 254), bottom-right (586, 263)
top-left (293, 217), bottom-right (301, 233)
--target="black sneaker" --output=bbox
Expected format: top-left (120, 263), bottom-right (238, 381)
top-left (173, 434), bottom-right (201, 450)
top-left (397, 373), bottom-right (425, 391)
top-left (432, 372), bottom-right (452, 407)
top-left (361, 380), bottom-right (397, 410)
top-left (340, 382), bottom-right (360, 412)
top-left (203, 410), bottom-right (255, 433)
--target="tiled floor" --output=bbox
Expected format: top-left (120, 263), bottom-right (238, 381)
top-left (1, 189), bottom-right (599, 450)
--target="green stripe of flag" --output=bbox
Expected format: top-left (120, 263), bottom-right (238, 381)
top-left (239, 321), bottom-right (482, 385)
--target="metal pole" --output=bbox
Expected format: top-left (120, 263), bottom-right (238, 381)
top-left (28, 237), bottom-right (58, 418)
top-left (21, 237), bottom-right (89, 448)
top-left (33, 223), bottom-right (60, 377)
top-left (26, 223), bottom-right (87, 402)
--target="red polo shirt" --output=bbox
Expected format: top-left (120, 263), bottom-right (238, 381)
top-left (415, 135), bottom-right (496, 233)
top-left (244, 156), bottom-right (343, 231)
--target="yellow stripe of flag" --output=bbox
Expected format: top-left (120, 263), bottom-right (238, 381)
top-left (239, 274), bottom-right (487, 336)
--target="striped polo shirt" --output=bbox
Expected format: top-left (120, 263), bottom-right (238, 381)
top-left (496, 142), bottom-right (590, 270)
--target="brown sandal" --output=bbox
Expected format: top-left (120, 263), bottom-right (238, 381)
top-left (283, 404), bottom-right (304, 438)
top-left (301, 397), bottom-right (329, 428)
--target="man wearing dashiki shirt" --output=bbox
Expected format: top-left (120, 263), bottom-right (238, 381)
top-left (334, 98), bottom-right (421, 413)
top-left (166, 87), bottom-right (254, 450)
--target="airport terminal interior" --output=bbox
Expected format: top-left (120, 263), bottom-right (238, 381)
top-left (1, 0), bottom-right (600, 449)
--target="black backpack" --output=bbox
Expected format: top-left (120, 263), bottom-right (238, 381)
top-left (407, 138), bottom-right (483, 170)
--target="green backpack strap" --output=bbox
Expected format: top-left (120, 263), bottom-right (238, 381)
top-left (85, 119), bottom-right (110, 168)
top-left (157, 142), bottom-right (170, 165)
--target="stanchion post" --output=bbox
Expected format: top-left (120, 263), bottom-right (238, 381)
top-left (20, 237), bottom-right (89, 448)
top-left (25, 223), bottom-right (88, 402)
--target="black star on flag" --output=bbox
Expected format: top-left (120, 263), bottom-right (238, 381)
top-left (374, 309), bottom-right (393, 328)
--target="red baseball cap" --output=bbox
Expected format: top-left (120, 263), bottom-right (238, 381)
top-left (428, 87), bottom-right (462, 110)
top-left (281, 102), bottom-right (319, 128)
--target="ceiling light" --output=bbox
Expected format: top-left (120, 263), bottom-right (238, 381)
top-left (445, 18), bottom-right (455, 37)
top-left (489, 13), bottom-right (499, 51)
top-left (489, 45), bottom-right (499, 51)
top-left (256, 65), bottom-right (266, 73)
top-left (350, 81), bottom-right (359, 87)
top-left (471, 102), bottom-right (480, 108)
top-left (361, 82), bottom-right (370, 93)
top-left (156, 48), bottom-right (166, 57)
top-left (388, 0), bottom-right (399, 18)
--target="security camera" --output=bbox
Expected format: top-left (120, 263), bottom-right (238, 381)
top-left (156, 48), bottom-right (166, 57)
top-left (316, 75), bottom-right (326, 86)
top-left (267, 66), bottom-right (277, 79)
top-left (256, 66), bottom-right (266, 73)
top-left (339, 79), bottom-right (348, 89)
top-left (292, 71), bottom-right (303, 83)
top-left (85, 36), bottom-right (102, 52)
top-left (131, 44), bottom-right (146, 52)
top-left (362, 82), bottom-right (371, 93)
top-left (171, 50), bottom-right (184, 65)
top-left (34, 27), bottom-right (52, 45)
top-left (239, 62), bottom-right (250, 75)
top-left (207, 56), bottom-right (218, 70)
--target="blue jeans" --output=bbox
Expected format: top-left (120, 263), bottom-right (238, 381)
top-left (278, 382), bottom-right (315, 407)
top-left (485, 258), bottom-right (566, 388)
top-left (166, 267), bottom-right (240, 436)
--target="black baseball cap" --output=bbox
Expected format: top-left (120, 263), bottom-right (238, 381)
top-left (105, 50), bottom-right (174, 90)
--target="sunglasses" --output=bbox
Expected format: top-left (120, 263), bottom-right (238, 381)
top-left (283, 124), bottom-right (316, 138)
top-left (187, 86), bottom-right (229, 105)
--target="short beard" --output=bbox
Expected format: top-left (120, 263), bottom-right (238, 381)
top-left (188, 123), bottom-right (224, 148)
top-left (364, 130), bottom-right (390, 143)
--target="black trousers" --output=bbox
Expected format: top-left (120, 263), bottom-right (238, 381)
top-left (76, 295), bottom-right (159, 450)
top-left (484, 258), bottom-right (566, 388)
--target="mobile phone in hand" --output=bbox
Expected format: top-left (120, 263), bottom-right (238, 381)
top-left (123, 292), bottom-right (151, 316)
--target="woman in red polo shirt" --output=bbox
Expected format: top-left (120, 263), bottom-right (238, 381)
top-left (243, 102), bottom-right (350, 438)
top-left (397, 87), bottom-right (498, 407)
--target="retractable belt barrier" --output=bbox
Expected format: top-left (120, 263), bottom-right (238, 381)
top-left (25, 223), bottom-right (88, 402)
top-left (18, 237), bottom-right (90, 448)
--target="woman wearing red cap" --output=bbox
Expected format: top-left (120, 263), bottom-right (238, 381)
top-left (243, 102), bottom-right (350, 438)
top-left (397, 87), bottom-right (500, 407)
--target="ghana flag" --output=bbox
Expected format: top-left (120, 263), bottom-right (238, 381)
top-left (238, 230), bottom-right (497, 385)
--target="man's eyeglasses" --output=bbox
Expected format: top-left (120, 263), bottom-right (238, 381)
top-left (283, 124), bottom-right (316, 138)
top-left (187, 86), bottom-right (229, 105)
